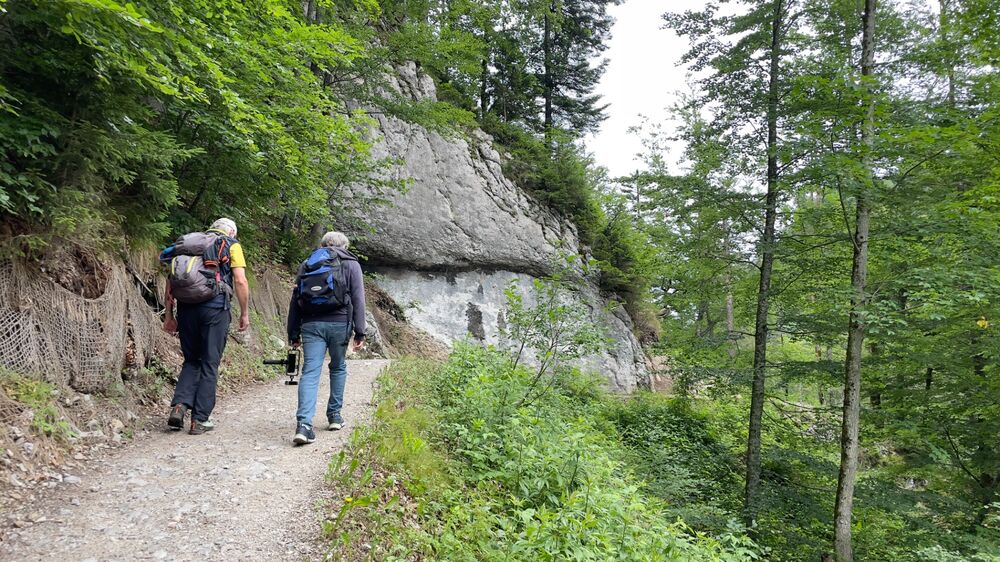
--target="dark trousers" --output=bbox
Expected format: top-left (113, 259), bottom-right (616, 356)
top-left (172, 304), bottom-right (230, 422)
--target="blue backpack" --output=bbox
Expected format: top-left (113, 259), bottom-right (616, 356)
top-left (296, 248), bottom-right (353, 314)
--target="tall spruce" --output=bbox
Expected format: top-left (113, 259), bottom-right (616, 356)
top-left (539, 0), bottom-right (620, 135)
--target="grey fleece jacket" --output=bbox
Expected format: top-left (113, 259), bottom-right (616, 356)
top-left (286, 247), bottom-right (366, 343)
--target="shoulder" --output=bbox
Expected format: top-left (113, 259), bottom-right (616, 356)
top-left (228, 240), bottom-right (247, 268)
top-left (347, 258), bottom-right (363, 272)
top-left (339, 249), bottom-right (361, 264)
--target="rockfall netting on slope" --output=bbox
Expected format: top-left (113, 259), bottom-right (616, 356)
top-left (249, 268), bottom-right (291, 330)
top-left (0, 258), bottom-right (162, 397)
top-left (0, 259), bottom-right (297, 389)
top-left (0, 254), bottom-right (303, 499)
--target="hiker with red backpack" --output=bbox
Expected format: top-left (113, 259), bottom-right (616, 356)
top-left (161, 218), bottom-right (250, 435)
top-left (287, 231), bottom-right (366, 445)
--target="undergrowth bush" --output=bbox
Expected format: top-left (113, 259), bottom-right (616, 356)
top-left (608, 390), bottom-right (1000, 562)
top-left (604, 394), bottom-right (743, 531)
top-left (326, 347), bottom-right (758, 561)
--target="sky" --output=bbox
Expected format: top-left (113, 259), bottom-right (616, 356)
top-left (585, 0), bottom-right (710, 179)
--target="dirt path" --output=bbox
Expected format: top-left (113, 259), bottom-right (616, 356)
top-left (0, 359), bottom-right (388, 562)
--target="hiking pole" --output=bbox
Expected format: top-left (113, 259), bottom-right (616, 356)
top-left (262, 348), bottom-right (301, 386)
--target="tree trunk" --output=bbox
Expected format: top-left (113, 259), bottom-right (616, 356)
top-left (726, 291), bottom-right (737, 359)
top-left (634, 181), bottom-right (643, 219)
top-left (973, 341), bottom-right (986, 378)
top-left (834, 2), bottom-right (876, 560)
top-left (302, 0), bottom-right (317, 22)
top-left (543, 1), bottom-right (554, 137)
top-left (974, 472), bottom-right (999, 529)
top-left (938, 0), bottom-right (956, 108)
top-left (480, 55), bottom-right (489, 119)
top-left (725, 224), bottom-right (737, 359)
top-left (695, 301), bottom-right (709, 338)
top-left (744, 0), bottom-right (784, 532)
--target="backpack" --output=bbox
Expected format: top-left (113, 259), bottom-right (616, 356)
top-left (161, 232), bottom-right (234, 304)
top-left (296, 248), bottom-right (353, 314)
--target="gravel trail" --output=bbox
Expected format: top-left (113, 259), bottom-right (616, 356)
top-left (0, 359), bottom-right (388, 562)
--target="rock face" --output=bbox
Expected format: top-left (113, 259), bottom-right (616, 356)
top-left (352, 63), bottom-right (575, 277)
top-left (373, 268), bottom-right (645, 392)
top-left (347, 63), bottom-right (647, 391)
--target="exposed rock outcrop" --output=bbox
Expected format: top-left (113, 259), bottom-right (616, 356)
top-left (373, 268), bottom-right (645, 392)
top-left (346, 63), bottom-right (648, 391)
top-left (353, 65), bottom-right (575, 278)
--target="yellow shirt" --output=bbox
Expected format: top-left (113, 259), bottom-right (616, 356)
top-left (207, 229), bottom-right (246, 268)
top-left (229, 242), bottom-right (246, 269)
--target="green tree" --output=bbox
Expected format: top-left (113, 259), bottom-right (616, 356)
top-left (833, 1), bottom-right (877, 559)
top-left (664, 0), bottom-right (809, 529)
top-left (0, 0), bottom-right (387, 260)
top-left (540, 0), bottom-right (621, 135)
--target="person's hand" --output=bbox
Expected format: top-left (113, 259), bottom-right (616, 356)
top-left (290, 340), bottom-right (301, 349)
top-left (352, 337), bottom-right (366, 352)
top-left (162, 317), bottom-right (177, 334)
top-left (238, 312), bottom-right (251, 332)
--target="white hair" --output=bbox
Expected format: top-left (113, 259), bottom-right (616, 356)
top-left (321, 231), bottom-right (349, 249)
top-left (210, 217), bottom-right (237, 236)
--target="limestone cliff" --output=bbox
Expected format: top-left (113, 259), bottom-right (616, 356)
top-left (346, 64), bottom-right (648, 392)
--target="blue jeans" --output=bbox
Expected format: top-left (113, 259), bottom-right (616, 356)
top-left (296, 321), bottom-right (349, 425)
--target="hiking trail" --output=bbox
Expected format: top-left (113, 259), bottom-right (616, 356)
top-left (0, 359), bottom-right (388, 562)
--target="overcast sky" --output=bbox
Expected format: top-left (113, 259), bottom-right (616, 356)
top-left (585, 0), bottom-right (710, 179)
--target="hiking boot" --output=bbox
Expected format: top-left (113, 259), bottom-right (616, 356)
top-left (189, 419), bottom-right (215, 435)
top-left (167, 403), bottom-right (188, 430)
top-left (293, 423), bottom-right (315, 445)
top-left (328, 413), bottom-right (344, 431)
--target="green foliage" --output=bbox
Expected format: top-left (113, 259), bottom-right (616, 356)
top-left (647, 2), bottom-right (1000, 557)
top-left (329, 349), bottom-right (760, 561)
top-left (590, 198), bottom-right (662, 342)
top-left (607, 387), bottom-right (1000, 562)
top-left (483, 119), bottom-right (659, 326)
top-left (0, 0), bottom-right (391, 259)
top-left (485, 121), bottom-right (601, 238)
top-left (500, 268), bottom-right (607, 391)
top-left (606, 394), bottom-right (743, 529)
top-left (321, 270), bottom-right (755, 559)
top-left (386, 0), bottom-right (620, 135)
top-left (0, 369), bottom-right (75, 441)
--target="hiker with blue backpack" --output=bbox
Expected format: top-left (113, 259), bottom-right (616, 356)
top-left (161, 218), bottom-right (251, 435)
top-left (287, 231), bottom-right (366, 445)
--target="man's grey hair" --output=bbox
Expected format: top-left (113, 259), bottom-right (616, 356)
top-left (321, 231), bottom-right (349, 249)
top-left (210, 217), bottom-right (237, 236)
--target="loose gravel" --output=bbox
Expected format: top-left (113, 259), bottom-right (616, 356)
top-left (0, 359), bottom-right (387, 562)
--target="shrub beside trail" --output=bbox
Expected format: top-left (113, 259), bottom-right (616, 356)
top-left (324, 346), bottom-right (759, 561)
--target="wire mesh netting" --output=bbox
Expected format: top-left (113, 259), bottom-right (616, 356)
top-left (0, 254), bottom-right (297, 430)
top-left (0, 259), bottom-right (160, 397)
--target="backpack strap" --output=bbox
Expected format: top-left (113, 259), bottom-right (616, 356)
top-left (203, 234), bottom-right (236, 307)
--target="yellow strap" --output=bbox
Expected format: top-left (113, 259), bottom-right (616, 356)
top-left (186, 257), bottom-right (197, 274)
top-left (171, 258), bottom-right (177, 276)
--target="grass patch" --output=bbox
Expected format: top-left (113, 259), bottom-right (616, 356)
top-left (0, 368), bottom-right (75, 441)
